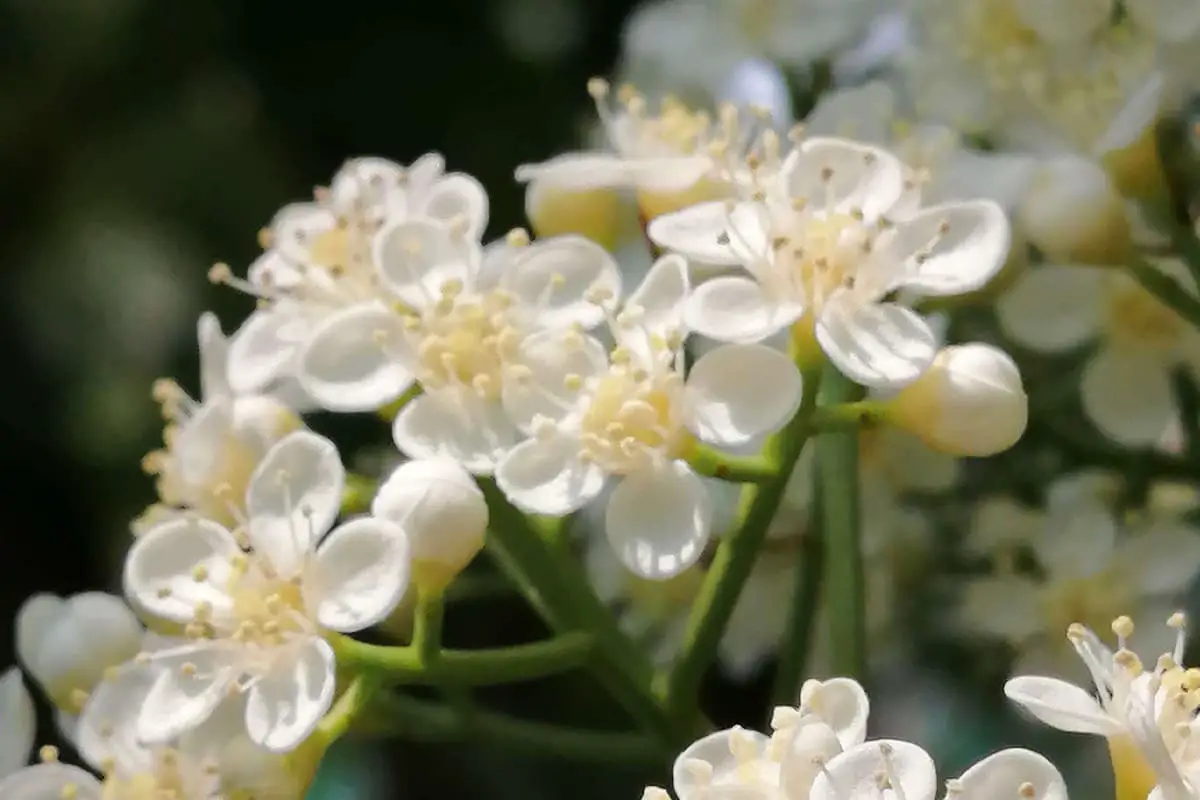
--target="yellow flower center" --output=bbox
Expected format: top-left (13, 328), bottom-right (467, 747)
top-left (579, 355), bottom-right (688, 474)
top-left (1107, 734), bottom-right (1159, 800)
top-left (101, 748), bottom-right (197, 800)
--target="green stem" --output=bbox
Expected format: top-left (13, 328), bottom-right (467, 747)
top-left (1126, 254), bottom-right (1200, 331)
top-left (315, 673), bottom-right (380, 746)
top-left (377, 382), bottom-right (423, 422)
top-left (768, 524), bottom-right (824, 708)
top-left (412, 590), bottom-right (445, 667)
top-left (373, 692), bottom-right (667, 763)
top-left (341, 473), bottom-right (378, 515)
top-left (811, 400), bottom-right (887, 432)
top-left (665, 365), bottom-right (824, 719)
top-left (445, 572), bottom-right (516, 603)
top-left (332, 632), bottom-right (595, 685)
top-left (817, 368), bottom-right (866, 678)
top-left (688, 443), bottom-right (777, 483)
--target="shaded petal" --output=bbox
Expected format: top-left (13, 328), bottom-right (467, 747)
top-left (647, 201), bottom-right (744, 266)
top-left (138, 647), bottom-right (237, 744)
top-left (673, 727), bottom-right (771, 800)
top-left (1003, 676), bottom-right (1121, 735)
top-left (815, 297), bottom-right (937, 389)
top-left (494, 434), bottom-right (606, 516)
top-left (308, 517), bottom-right (411, 632)
top-left (0, 668), bottom-right (34, 777)
top-left (1123, 523), bottom-right (1200, 595)
top-left (15, 594), bottom-right (65, 675)
top-left (788, 138), bottom-right (906, 221)
top-left (1016, 0), bottom-right (1112, 42)
top-left (778, 718), bottom-right (844, 800)
top-left (171, 400), bottom-right (235, 489)
top-left (685, 275), bottom-right (801, 343)
top-left (515, 152), bottom-right (631, 190)
top-left (995, 265), bottom-right (1105, 352)
top-left (622, 253), bottom-right (690, 340)
top-left (624, 156), bottom-right (714, 193)
top-left (246, 431), bottom-right (346, 576)
top-left (684, 344), bottom-right (803, 446)
top-left (328, 157), bottom-right (406, 215)
top-left (123, 518), bottom-right (239, 624)
top-left (1080, 347), bottom-right (1175, 446)
top-left (418, 173), bottom-right (489, 240)
top-left (226, 309), bottom-right (300, 395)
top-left (393, 390), bottom-right (521, 475)
top-left (374, 219), bottom-right (479, 308)
top-left (1037, 501), bottom-right (1117, 578)
top-left (879, 200), bottom-right (1010, 297)
top-left (803, 82), bottom-right (896, 143)
top-left (810, 740), bottom-right (936, 800)
top-left (1124, 0), bottom-right (1200, 41)
top-left (297, 302), bottom-right (414, 411)
top-left (956, 748), bottom-right (1069, 800)
top-left (245, 638), bottom-right (336, 753)
top-left (0, 764), bottom-right (102, 800)
top-left (197, 312), bottom-right (230, 400)
top-left (803, 677), bottom-right (870, 749)
top-left (502, 236), bottom-right (621, 329)
top-left (75, 665), bottom-right (156, 775)
top-left (605, 462), bottom-right (711, 580)
top-left (503, 331), bottom-right (609, 431)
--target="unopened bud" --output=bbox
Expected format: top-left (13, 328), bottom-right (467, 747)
top-left (1017, 155), bottom-right (1131, 266)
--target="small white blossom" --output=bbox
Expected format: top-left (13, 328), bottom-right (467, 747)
top-left (123, 430), bottom-right (411, 752)
top-left (1016, 155), bottom-right (1131, 266)
top-left (947, 748), bottom-right (1069, 800)
top-left (649, 137), bottom-right (1010, 388)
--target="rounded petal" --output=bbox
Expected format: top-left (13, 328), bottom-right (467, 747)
top-left (803, 677), bottom-right (870, 749)
top-left (0, 764), bottom-right (103, 800)
top-left (246, 430), bottom-right (346, 575)
top-left (810, 740), bottom-right (936, 800)
top-left (197, 312), bottom-right (231, 400)
top-left (15, 594), bottom-right (66, 675)
top-left (1003, 676), bottom-right (1122, 735)
top-left (605, 462), bottom-right (711, 580)
top-left (226, 309), bottom-right (300, 395)
top-left (1124, 523), bottom-right (1200, 595)
top-left (297, 303), bottom-right (414, 412)
top-left (1037, 501), bottom-right (1117, 578)
top-left (0, 668), bottom-right (34, 777)
top-left (138, 648), bottom-right (237, 744)
top-left (816, 298), bottom-right (937, 390)
top-left (647, 201), bottom-right (744, 266)
top-left (778, 718), bottom-right (844, 799)
top-left (673, 727), bottom-right (771, 800)
top-left (995, 265), bottom-right (1104, 352)
top-left (74, 665), bottom-right (156, 775)
top-left (328, 157), bottom-right (406, 215)
top-left (789, 138), bottom-right (906, 221)
top-left (882, 200), bottom-right (1011, 297)
top-left (245, 638), bottom-right (337, 753)
top-left (503, 331), bottom-right (609, 431)
top-left (1080, 347), bottom-right (1175, 446)
top-left (515, 152), bottom-right (631, 190)
top-left (956, 748), bottom-right (1068, 800)
top-left (621, 253), bottom-right (689, 340)
top-left (373, 219), bottom-right (479, 308)
top-left (309, 517), bottom-right (411, 632)
top-left (393, 390), bottom-right (522, 475)
top-left (684, 344), bottom-right (803, 446)
top-left (123, 518), bottom-right (240, 624)
top-left (419, 173), bottom-right (489, 240)
top-left (503, 236), bottom-right (621, 329)
top-left (494, 435), bottom-right (606, 516)
top-left (685, 276), bottom-right (801, 344)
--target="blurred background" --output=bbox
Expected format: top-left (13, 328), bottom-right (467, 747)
top-left (0, 1), bottom-right (1184, 798)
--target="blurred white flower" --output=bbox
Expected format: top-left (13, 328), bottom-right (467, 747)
top-left (1016, 155), bottom-right (1132, 266)
top-left (123, 431), bottom-right (410, 752)
top-left (997, 259), bottom-right (1200, 446)
top-left (0, 668), bottom-right (34, 780)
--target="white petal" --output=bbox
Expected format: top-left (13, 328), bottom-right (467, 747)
top-left (244, 431), bottom-right (345, 575)
top-left (815, 297), bottom-right (937, 389)
top-left (685, 276), bottom-right (801, 343)
top-left (880, 200), bottom-right (1011, 297)
top-left (418, 173), bottom-right (489, 240)
top-left (74, 665), bottom-right (156, 775)
top-left (503, 331), bottom-right (609, 431)
top-left (995, 265), bottom-right (1104, 352)
top-left (1124, 523), bottom-right (1200, 595)
top-left (1015, 0), bottom-right (1112, 42)
top-left (0, 764), bottom-right (103, 800)
top-left (956, 748), bottom-right (1068, 800)
top-left (1003, 676), bottom-right (1122, 735)
top-left (502, 236), bottom-right (621, 329)
top-left (197, 312), bottom-right (230, 400)
top-left (245, 638), bottom-right (336, 753)
top-left (810, 740), bottom-right (936, 800)
top-left (647, 201), bottom-right (744, 266)
top-left (1037, 502), bottom-right (1117, 578)
top-left (673, 727), bottom-right (771, 800)
top-left (308, 517), bottom-right (411, 632)
top-left (374, 219), bottom-right (479, 308)
top-left (515, 152), bottom-right (631, 190)
top-left (170, 400), bottom-right (235, 490)
top-left (226, 309), bottom-right (300, 395)
top-left (297, 302), bottom-right (414, 411)
top-left (684, 344), bottom-right (803, 446)
top-left (393, 390), bottom-right (521, 475)
top-left (328, 157), bottom-right (406, 213)
top-left (804, 82), bottom-right (896, 143)
top-left (494, 434), bottom-right (607, 516)
top-left (15, 594), bottom-right (65, 676)
top-left (1095, 73), bottom-right (1163, 155)
top-left (778, 718), bottom-right (845, 800)
top-left (604, 462), bottom-right (711, 580)
top-left (804, 678), bottom-right (870, 749)
top-left (1123, 0), bottom-right (1200, 41)
top-left (622, 253), bottom-right (689, 340)
top-left (789, 138), bottom-right (906, 221)
top-left (624, 156), bottom-right (715, 193)
top-left (1080, 347), bottom-right (1175, 446)
top-left (265, 202), bottom-right (338, 263)
top-left (123, 518), bottom-right (240, 624)
top-left (138, 648), bottom-right (237, 744)
top-left (0, 668), bottom-right (34, 777)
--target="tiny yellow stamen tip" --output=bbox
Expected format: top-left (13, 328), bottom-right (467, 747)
top-left (587, 77), bottom-right (610, 99)
top-left (207, 262), bottom-right (233, 284)
top-left (39, 745), bottom-right (60, 763)
top-left (1112, 615), bottom-right (1135, 639)
top-left (1169, 611), bottom-right (1187, 629)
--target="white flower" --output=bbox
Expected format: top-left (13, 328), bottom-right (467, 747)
top-left (945, 748), bottom-right (1069, 800)
top-left (1016, 155), bottom-right (1131, 266)
top-left (15, 592), bottom-right (142, 716)
top-left (221, 154), bottom-right (488, 395)
top-left (298, 223), bottom-right (621, 474)
top-left (0, 668), bottom-right (34, 779)
top-left (880, 343), bottom-right (1028, 457)
top-left (137, 313), bottom-right (302, 532)
top-left (649, 137), bottom-right (1010, 388)
top-left (997, 259), bottom-right (1200, 446)
top-left (122, 430), bottom-right (411, 752)
top-left (371, 458), bottom-right (489, 592)
top-left (496, 256), bottom-right (803, 579)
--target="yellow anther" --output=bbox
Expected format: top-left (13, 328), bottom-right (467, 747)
top-left (208, 262), bottom-right (233, 284)
top-left (39, 745), bottom-right (60, 763)
top-left (1019, 782), bottom-right (1036, 798)
top-left (192, 564), bottom-right (210, 582)
top-left (1170, 611), bottom-right (1188, 629)
top-left (506, 227), bottom-right (531, 247)
top-left (588, 77), bottom-right (610, 99)
top-left (1112, 615), bottom-right (1135, 639)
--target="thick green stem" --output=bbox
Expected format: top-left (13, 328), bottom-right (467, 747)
top-left (1126, 254), bottom-right (1200, 331)
top-left (768, 521), bottom-right (824, 708)
top-left (665, 366), bottom-right (824, 720)
top-left (817, 368), bottom-right (866, 678)
top-left (373, 692), bottom-right (667, 763)
top-left (315, 673), bottom-right (381, 745)
top-left (688, 443), bottom-right (777, 483)
top-left (412, 590), bottom-right (445, 668)
top-left (811, 400), bottom-right (887, 432)
top-left (332, 632), bottom-right (594, 685)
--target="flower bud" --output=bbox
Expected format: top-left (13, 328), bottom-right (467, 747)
top-left (1017, 155), bottom-right (1131, 266)
top-left (16, 592), bottom-right (142, 713)
top-left (524, 180), bottom-right (627, 251)
top-left (636, 176), bottom-right (729, 223)
top-left (371, 459), bottom-right (489, 593)
top-left (882, 344), bottom-right (1027, 457)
